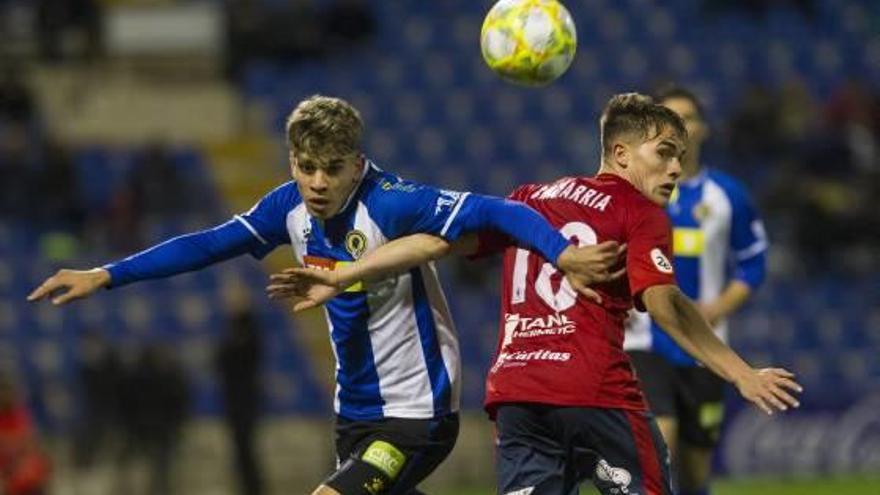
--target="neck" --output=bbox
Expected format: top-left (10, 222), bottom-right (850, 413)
top-left (597, 163), bottom-right (627, 181)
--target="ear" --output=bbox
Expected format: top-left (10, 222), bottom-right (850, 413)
top-left (612, 142), bottom-right (630, 169)
top-left (288, 151), bottom-right (297, 175)
top-left (697, 121), bottom-right (710, 143)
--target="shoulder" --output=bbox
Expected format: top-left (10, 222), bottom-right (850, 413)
top-left (265, 181), bottom-right (302, 204)
top-left (705, 169), bottom-right (752, 205)
top-left (508, 182), bottom-right (542, 202)
top-left (360, 165), bottom-right (427, 205)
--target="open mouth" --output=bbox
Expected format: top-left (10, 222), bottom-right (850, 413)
top-left (658, 184), bottom-right (675, 196)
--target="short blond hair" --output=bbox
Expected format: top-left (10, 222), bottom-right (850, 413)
top-left (286, 95), bottom-right (363, 158)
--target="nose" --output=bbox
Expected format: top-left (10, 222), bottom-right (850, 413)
top-left (311, 170), bottom-right (329, 190)
top-left (669, 157), bottom-right (682, 180)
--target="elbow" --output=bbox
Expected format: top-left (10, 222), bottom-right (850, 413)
top-left (420, 234), bottom-right (453, 260)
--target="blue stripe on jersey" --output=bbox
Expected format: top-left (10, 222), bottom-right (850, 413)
top-left (410, 267), bottom-right (452, 416)
top-left (308, 205), bottom-right (386, 420)
top-left (327, 292), bottom-right (384, 420)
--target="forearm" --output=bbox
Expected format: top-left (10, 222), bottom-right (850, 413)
top-left (706, 280), bottom-right (752, 320)
top-left (644, 285), bottom-right (752, 383)
top-left (459, 195), bottom-right (568, 264)
top-left (335, 234), bottom-right (452, 287)
top-left (104, 220), bottom-right (261, 288)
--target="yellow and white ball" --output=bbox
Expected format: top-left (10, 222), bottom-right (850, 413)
top-left (481, 0), bottom-right (577, 86)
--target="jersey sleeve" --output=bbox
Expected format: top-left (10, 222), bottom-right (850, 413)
top-left (469, 230), bottom-right (513, 259)
top-left (727, 180), bottom-right (769, 289)
top-left (367, 181), bottom-right (473, 240)
top-left (235, 182), bottom-right (300, 259)
top-left (467, 184), bottom-right (534, 259)
top-left (626, 204), bottom-right (677, 311)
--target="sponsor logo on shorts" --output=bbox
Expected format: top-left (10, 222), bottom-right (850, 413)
top-left (363, 476), bottom-right (386, 495)
top-left (361, 440), bottom-right (406, 480)
top-left (503, 488), bottom-right (535, 495)
top-left (595, 459), bottom-right (634, 493)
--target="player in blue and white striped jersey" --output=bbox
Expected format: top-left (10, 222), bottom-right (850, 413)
top-left (624, 87), bottom-right (769, 495)
top-left (29, 95), bottom-right (622, 495)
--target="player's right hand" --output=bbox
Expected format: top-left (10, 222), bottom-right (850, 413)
top-left (734, 367), bottom-right (803, 415)
top-left (558, 241), bottom-right (626, 304)
top-left (27, 268), bottom-right (111, 306)
top-left (266, 267), bottom-right (343, 312)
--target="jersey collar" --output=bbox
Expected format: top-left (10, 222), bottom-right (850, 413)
top-left (335, 156), bottom-right (372, 215)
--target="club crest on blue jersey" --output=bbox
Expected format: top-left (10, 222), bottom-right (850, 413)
top-left (345, 230), bottom-right (368, 259)
top-left (692, 202), bottom-right (711, 223)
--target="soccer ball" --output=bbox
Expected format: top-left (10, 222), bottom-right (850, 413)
top-left (480, 0), bottom-right (577, 87)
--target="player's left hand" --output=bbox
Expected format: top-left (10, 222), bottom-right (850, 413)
top-left (558, 241), bottom-right (626, 304)
top-left (734, 367), bottom-right (803, 415)
top-left (266, 268), bottom-right (342, 312)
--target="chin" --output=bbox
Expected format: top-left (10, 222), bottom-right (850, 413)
top-left (649, 193), bottom-right (669, 206)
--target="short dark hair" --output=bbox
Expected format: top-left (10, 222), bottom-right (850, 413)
top-left (653, 84), bottom-right (706, 120)
top-left (600, 92), bottom-right (687, 159)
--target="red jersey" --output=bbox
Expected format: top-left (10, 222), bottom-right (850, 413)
top-left (481, 174), bottom-right (676, 415)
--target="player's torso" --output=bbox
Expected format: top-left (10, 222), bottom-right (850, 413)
top-left (625, 170), bottom-right (736, 359)
top-left (286, 169), bottom-right (461, 420)
top-left (486, 176), bottom-right (647, 412)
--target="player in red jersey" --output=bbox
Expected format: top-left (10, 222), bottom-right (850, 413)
top-left (269, 93), bottom-right (802, 495)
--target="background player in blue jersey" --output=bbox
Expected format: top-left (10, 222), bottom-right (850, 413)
top-left (27, 95), bottom-right (623, 495)
top-left (624, 86), bottom-right (770, 495)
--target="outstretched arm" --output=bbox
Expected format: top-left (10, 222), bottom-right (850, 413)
top-left (28, 219), bottom-right (264, 305)
top-left (643, 284), bottom-right (802, 415)
top-left (267, 234), bottom-right (457, 311)
top-left (268, 232), bottom-right (624, 310)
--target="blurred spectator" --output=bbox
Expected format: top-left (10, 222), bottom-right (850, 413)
top-left (321, 0), bottom-right (377, 55)
top-left (215, 301), bottom-right (264, 495)
top-left (224, 0), bottom-right (376, 79)
top-left (116, 345), bottom-right (189, 495)
top-left (225, 0), bottom-right (323, 79)
top-left (130, 143), bottom-right (191, 220)
top-left (727, 84), bottom-right (783, 165)
top-left (73, 331), bottom-right (122, 469)
top-left (0, 66), bottom-right (35, 126)
top-left (0, 375), bottom-right (50, 495)
top-left (34, 139), bottom-right (85, 231)
top-left (35, 0), bottom-right (102, 62)
top-left (0, 125), bottom-right (37, 222)
top-left (704, 0), bottom-right (816, 18)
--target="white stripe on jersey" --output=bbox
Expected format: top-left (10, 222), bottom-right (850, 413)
top-left (419, 262), bottom-right (462, 413)
top-left (441, 192), bottom-right (471, 236)
top-left (354, 201), bottom-right (437, 417)
top-left (234, 215), bottom-right (269, 245)
top-left (699, 180), bottom-right (732, 343)
top-left (286, 203), bottom-right (310, 264)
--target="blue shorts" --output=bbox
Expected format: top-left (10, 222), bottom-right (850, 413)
top-left (495, 403), bottom-right (672, 495)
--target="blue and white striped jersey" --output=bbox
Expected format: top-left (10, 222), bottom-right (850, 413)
top-left (624, 169), bottom-right (768, 366)
top-left (236, 161), bottom-right (476, 421)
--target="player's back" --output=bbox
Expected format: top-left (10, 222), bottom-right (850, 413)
top-left (485, 173), bottom-right (676, 413)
